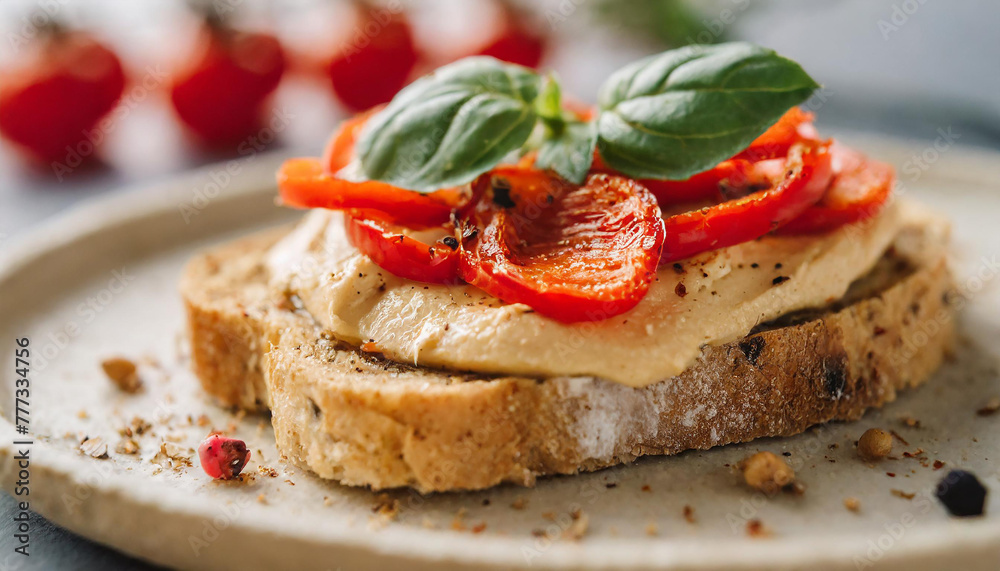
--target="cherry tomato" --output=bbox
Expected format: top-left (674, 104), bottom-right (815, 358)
top-left (660, 142), bottom-right (834, 263)
top-left (474, 0), bottom-right (546, 68)
top-left (458, 167), bottom-right (665, 323)
top-left (326, 2), bottom-right (419, 111)
top-left (0, 29), bottom-right (125, 164)
top-left (345, 215), bottom-right (460, 284)
top-left (277, 157), bottom-right (460, 227)
top-left (778, 145), bottom-right (895, 234)
top-left (170, 21), bottom-right (286, 146)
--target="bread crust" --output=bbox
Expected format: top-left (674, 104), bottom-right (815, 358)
top-left (181, 223), bottom-right (955, 492)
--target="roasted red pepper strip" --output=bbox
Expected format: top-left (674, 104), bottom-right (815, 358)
top-left (277, 158), bottom-right (459, 227)
top-left (648, 107), bottom-right (816, 204)
top-left (734, 106), bottom-right (818, 161)
top-left (778, 145), bottom-right (894, 234)
top-left (279, 110), bottom-right (462, 227)
top-left (459, 167), bottom-right (665, 323)
top-left (322, 106), bottom-right (381, 173)
top-left (344, 215), bottom-right (460, 285)
top-left (591, 156), bottom-right (760, 205)
top-left (590, 107), bottom-right (817, 205)
top-left (660, 141), bottom-right (834, 263)
top-left (639, 159), bottom-right (774, 205)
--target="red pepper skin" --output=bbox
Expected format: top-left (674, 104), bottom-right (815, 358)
top-left (778, 145), bottom-right (895, 234)
top-left (277, 157), bottom-right (460, 228)
top-left (458, 168), bottom-right (665, 323)
top-left (659, 142), bottom-right (834, 263)
top-left (344, 215), bottom-right (460, 285)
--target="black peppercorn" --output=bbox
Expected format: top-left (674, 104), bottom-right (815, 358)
top-left (935, 470), bottom-right (987, 517)
top-left (491, 178), bottom-right (516, 208)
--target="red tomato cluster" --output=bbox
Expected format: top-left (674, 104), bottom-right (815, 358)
top-left (169, 21), bottom-right (286, 147)
top-left (0, 28), bottom-right (125, 164)
top-left (324, 4), bottom-right (419, 112)
top-left (0, 1), bottom-right (549, 167)
top-left (0, 17), bottom-right (289, 163)
top-left (319, 0), bottom-right (548, 112)
top-left (277, 107), bottom-right (895, 323)
top-left (473, 1), bottom-right (546, 70)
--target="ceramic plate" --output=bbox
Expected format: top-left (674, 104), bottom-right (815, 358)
top-left (1, 138), bottom-right (999, 571)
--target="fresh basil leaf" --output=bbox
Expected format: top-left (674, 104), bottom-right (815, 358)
top-left (535, 121), bottom-right (597, 184)
top-left (357, 57), bottom-right (541, 192)
top-left (535, 73), bottom-right (562, 121)
top-left (596, 42), bottom-right (819, 180)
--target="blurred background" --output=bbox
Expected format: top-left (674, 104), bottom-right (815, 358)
top-left (2, 0), bottom-right (999, 241)
top-left (0, 0), bottom-right (998, 567)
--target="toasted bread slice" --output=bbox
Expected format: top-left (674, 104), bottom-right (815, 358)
top-left (181, 213), bottom-right (955, 492)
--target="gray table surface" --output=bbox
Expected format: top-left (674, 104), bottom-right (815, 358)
top-left (1, 0), bottom-right (998, 569)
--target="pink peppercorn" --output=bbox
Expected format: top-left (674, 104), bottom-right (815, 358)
top-left (198, 433), bottom-right (250, 480)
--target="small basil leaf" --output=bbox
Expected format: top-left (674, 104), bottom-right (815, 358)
top-left (535, 121), bottom-right (597, 184)
top-left (535, 73), bottom-right (562, 121)
top-left (357, 57), bottom-right (541, 192)
top-left (596, 42), bottom-right (818, 180)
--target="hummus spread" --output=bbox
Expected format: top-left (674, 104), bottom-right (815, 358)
top-left (267, 202), bottom-right (906, 387)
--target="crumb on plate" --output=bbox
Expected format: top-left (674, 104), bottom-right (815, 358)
top-left (746, 519), bottom-right (771, 538)
top-left (101, 357), bottom-right (143, 393)
top-left (80, 436), bottom-right (108, 459)
top-left (857, 428), bottom-right (893, 460)
top-left (739, 451), bottom-right (795, 494)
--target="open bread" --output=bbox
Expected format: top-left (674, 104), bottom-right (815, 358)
top-left (181, 203), bottom-right (955, 492)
